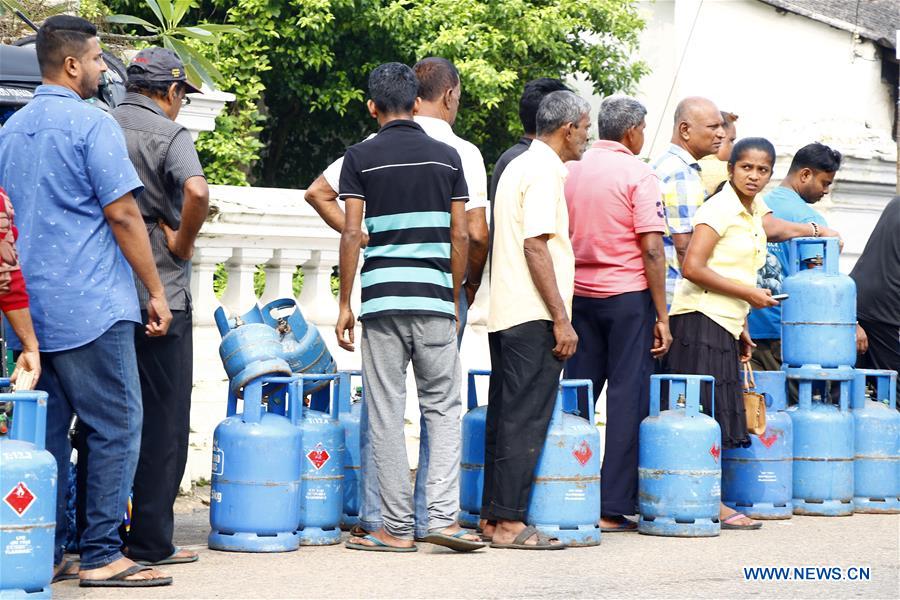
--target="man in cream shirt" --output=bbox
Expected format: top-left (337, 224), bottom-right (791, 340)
top-left (481, 90), bottom-right (590, 550)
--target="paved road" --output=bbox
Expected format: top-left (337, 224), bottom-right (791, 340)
top-left (53, 490), bottom-right (899, 600)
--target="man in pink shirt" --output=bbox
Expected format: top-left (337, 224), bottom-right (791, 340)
top-left (564, 95), bottom-right (671, 532)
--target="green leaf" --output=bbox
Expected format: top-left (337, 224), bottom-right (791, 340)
top-left (172, 0), bottom-right (192, 26)
top-left (193, 24), bottom-right (244, 34)
top-left (105, 14), bottom-right (160, 32)
top-left (172, 26), bottom-right (215, 40)
top-left (156, 0), bottom-right (174, 23)
top-left (166, 36), bottom-right (223, 88)
top-left (143, 0), bottom-right (167, 29)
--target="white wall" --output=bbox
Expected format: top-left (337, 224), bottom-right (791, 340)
top-left (624, 0), bottom-right (896, 162)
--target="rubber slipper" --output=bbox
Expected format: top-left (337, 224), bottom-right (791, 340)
top-left (490, 525), bottom-right (566, 550)
top-left (135, 547), bottom-right (199, 566)
top-left (79, 565), bottom-right (173, 587)
top-left (345, 534), bottom-right (417, 553)
top-left (721, 512), bottom-right (763, 530)
top-left (52, 558), bottom-right (79, 583)
top-left (600, 519), bottom-right (638, 533)
top-left (348, 524), bottom-right (370, 538)
top-left (419, 530), bottom-right (485, 552)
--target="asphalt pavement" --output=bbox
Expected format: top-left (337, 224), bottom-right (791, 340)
top-left (52, 488), bottom-right (899, 600)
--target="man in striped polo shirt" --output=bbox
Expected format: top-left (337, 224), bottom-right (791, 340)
top-left (336, 62), bottom-right (482, 553)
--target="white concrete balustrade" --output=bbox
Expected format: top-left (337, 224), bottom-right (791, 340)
top-left (184, 184), bottom-right (494, 488)
top-left (183, 167), bottom-right (895, 489)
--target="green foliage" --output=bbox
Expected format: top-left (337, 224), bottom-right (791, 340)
top-left (109, 0), bottom-right (646, 188)
top-left (103, 0), bottom-right (241, 90)
top-left (194, 0), bottom-right (271, 185)
top-left (245, 0), bottom-right (647, 187)
top-left (213, 263), bottom-right (306, 300)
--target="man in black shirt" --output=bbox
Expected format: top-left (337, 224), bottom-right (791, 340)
top-left (851, 196), bottom-right (900, 374)
top-left (112, 47), bottom-right (209, 567)
top-left (488, 78), bottom-right (570, 203)
top-left (488, 79), bottom-right (569, 257)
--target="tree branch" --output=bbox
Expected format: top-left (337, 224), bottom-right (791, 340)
top-left (100, 32), bottom-right (161, 42)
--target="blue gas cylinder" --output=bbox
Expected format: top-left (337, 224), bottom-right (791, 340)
top-left (782, 238), bottom-right (856, 368)
top-left (215, 306), bottom-right (292, 395)
top-left (639, 375), bottom-right (720, 537)
top-left (722, 371), bottom-right (793, 519)
top-left (209, 375), bottom-right (302, 552)
top-left (527, 379), bottom-right (601, 546)
top-left (459, 369), bottom-right (490, 530)
top-left (336, 371), bottom-right (363, 529)
top-left (786, 366), bottom-right (855, 516)
top-left (282, 374), bottom-right (345, 545)
top-left (261, 298), bottom-right (337, 395)
top-left (851, 369), bottom-right (898, 514)
top-left (0, 385), bottom-right (56, 599)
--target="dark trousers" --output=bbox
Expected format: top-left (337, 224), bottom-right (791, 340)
top-left (40, 320), bottom-right (142, 569)
top-left (481, 320), bottom-right (563, 521)
top-left (564, 291), bottom-right (655, 517)
top-left (858, 319), bottom-right (900, 375)
top-left (120, 309), bottom-right (193, 561)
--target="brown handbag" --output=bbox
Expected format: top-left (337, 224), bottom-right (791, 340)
top-left (743, 363), bottom-right (767, 435)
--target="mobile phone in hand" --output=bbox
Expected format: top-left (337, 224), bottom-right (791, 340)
top-left (771, 293), bottom-right (789, 301)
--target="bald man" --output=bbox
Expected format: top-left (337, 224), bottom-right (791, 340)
top-left (651, 97), bottom-right (726, 303)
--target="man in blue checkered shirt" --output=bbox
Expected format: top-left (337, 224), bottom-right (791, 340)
top-left (652, 97), bottom-right (726, 304)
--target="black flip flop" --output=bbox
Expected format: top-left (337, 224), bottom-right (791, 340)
top-left (135, 547), bottom-right (199, 566)
top-left (419, 530), bottom-right (485, 552)
top-left (600, 518), bottom-right (638, 533)
top-left (79, 565), bottom-right (173, 587)
top-left (348, 524), bottom-right (370, 538)
top-left (52, 558), bottom-right (79, 583)
top-left (490, 525), bottom-right (566, 550)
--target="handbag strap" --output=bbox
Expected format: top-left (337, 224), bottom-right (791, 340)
top-left (743, 362), bottom-right (755, 391)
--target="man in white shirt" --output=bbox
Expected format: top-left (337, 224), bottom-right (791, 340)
top-left (303, 57), bottom-right (489, 543)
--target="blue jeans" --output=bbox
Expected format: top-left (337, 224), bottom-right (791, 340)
top-left (359, 287), bottom-right (469, 537)
top-left (39, 320), bottom-right (142, 569)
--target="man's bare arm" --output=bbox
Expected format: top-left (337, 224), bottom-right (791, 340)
top-left (5, 307), bottom-right (40, 389)
top-left (463, 207), bottom-right (487, 303)
top-left (168, 176), bottom-right (209, 260)
top-left (672, 232), bottom-right (691, 268)
top-left (103, 193), bottom-right (172, 336)
top-left (640, 231), bottom-right (671, 357)
top-left (450, 201), bottom-right (470, 319)
top-left (305, 174), bottom-right (346, 234)
top-left (335, 197), bottom-right (363, 351)
top-left (523, 234), bottom-right (577, 360)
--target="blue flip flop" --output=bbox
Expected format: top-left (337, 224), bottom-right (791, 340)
top-left (345, 534), bottom-right (418, 552)
top-left (419, 530), bottom-right (485, 552)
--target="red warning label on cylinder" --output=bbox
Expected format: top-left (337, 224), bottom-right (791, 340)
top-left (709, 443), bottom-right (720, 463)
top-left (307, 443), bottom-right (330, 470)
top-left (3, 482), bottom-right (36, 517)
top-left (758, 431), bottom-right (778, 448)
top-left (573, 441), bottom-right (592, 466)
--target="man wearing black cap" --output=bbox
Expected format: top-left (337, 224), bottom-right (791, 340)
top-left (112, 47), bottom-right (209, 566)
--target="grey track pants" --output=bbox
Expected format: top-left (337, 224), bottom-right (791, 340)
top-left (360, 314), bottom-right (462, 539)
